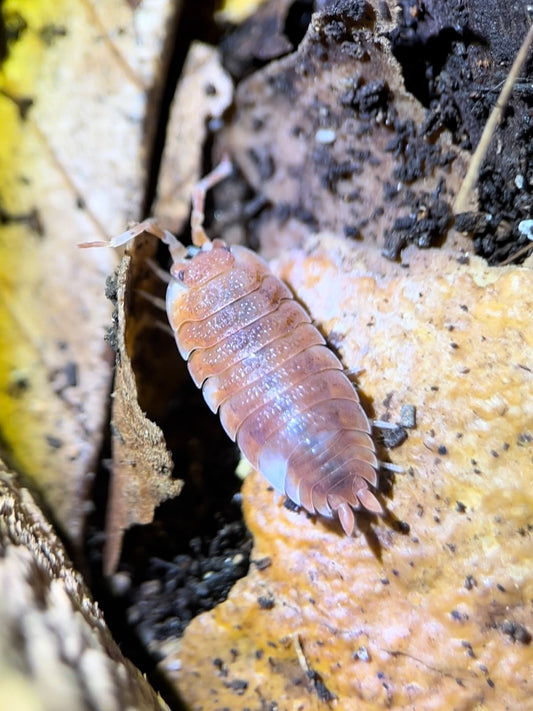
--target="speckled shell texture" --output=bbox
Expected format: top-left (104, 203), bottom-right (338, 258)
top-left (165, 239), bottom-right (380, 533)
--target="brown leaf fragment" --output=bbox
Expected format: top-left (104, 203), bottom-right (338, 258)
top-left (159, 234), bottom-right (533, 710)
top-left (153, 42), bottom-right (233, 234)
top-left (217, 0), bottom-right (473, 259)
top-left (220, 0), bottom-right (297, 78)
top-left (103, 238), bottom-right (182, 576)
top-left (0, 462), bottom-right (169, 711)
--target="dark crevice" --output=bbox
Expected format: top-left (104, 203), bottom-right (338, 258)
top-left (142, 0), bottom-right (223, 218)
top-left (284, 0), bottom-right (314, 48)
top-left (390, 25), bottom-right (479, 108)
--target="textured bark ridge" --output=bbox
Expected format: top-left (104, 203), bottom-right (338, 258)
top-left (0, 464), bottom-right (169, 711)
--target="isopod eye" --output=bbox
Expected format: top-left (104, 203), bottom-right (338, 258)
top-left (178, 270), bottom-right (185, 281)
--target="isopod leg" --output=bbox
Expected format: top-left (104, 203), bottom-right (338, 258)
top-left (79, 219), bottom-right (188, 262)
top-left (191, 156), bottom-right (233, 247)
top-left (145, 257), bottom-right (172, 283)
top-left (130, 220), bottom-right (188, 263)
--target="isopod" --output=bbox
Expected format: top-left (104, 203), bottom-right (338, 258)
top-left (85, 158), bottom-right (382, 535)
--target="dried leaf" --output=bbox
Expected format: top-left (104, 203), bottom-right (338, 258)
top-left (160, 235), bottom-right (533, 709)
top-left (217, 3), bottom-right (473, 259)
top-left (0, 0), bottom-right (177, 542)
top-left (154, 42), bottom-right (233, 233)
top-left (220, 0), bottom-right (296, 75)
top-left (103, 237), bottom-right (182, 576)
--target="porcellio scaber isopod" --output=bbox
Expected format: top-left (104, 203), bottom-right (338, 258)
top-left (86, 158), bottom-right (383, 535)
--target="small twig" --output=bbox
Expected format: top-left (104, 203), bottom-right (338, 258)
top-left (293, 635), bottom-right (337, 703)
top-left (454, 23), bottom-right (533, 213)
top-left (294, 633), bottom-right (311, 675)
top-left (498, 241), bottom-right (533, 266)
top-left (191, 155), bottom-right (233, 246)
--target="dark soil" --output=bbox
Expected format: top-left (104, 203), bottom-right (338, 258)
top-left (389, 1), bottom-right (533, 264)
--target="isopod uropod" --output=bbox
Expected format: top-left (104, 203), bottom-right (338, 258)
top-left (87, 158), bottom-right (383, 535)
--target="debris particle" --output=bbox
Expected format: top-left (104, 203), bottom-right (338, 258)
top-left (395, 520), bottom-right (410, 534)
top-left (501, 621), bottom-right (532, 645)
top-left (223, 679), bottom-right (248, 695)
top-left (258, 595), bottom-right (275, 610)
top-left (354, 646), bottom-right (370, 662)
top-left (518, 219), bottom-right (533, 240)
top-left (252, 557), bottom-right (272, 571)
top-left (283, 497), bottom-right (300, 512)
top-left (45, 435), bottom-right (63, 449)
top-left (399, 404), bottom-right (416, 428)
top-left (315, 128), bottom-right (336, 144)
top-left (381, 425), bottom-right (408, 448)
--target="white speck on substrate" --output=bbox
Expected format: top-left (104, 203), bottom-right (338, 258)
top-left (315, 128), bottom-right (336, 144)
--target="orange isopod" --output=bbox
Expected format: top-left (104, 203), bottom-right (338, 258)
top-left (91, 158), bottom-right (382, 535)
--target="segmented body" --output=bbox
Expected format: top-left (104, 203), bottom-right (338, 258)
top-left (166, 238), bottom-right (381, 535)
top-left (83, 159), bottom-right (383, 534)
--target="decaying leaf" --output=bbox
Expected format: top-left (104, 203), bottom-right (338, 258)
top-left (217, 1), bottom-right (474, 260)
top-left (159, 234), bottom-right (533, 710)
top-left (220, 0), bottom-right (298, 75)
top-left (0, 0), bottom-right (178, 544)
top-left (103, 236), bottom-right (182, 576)
top-left (0, 461), bottom-right (169, 711)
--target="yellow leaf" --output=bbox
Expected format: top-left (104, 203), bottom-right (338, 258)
top-left (217, 0), bottom-right (268, 23)
top-left (0, 0), bottom-right (175, 542)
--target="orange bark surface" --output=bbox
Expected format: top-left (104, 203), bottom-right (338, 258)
top-left (160, 236), bottom-right (533, 710)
